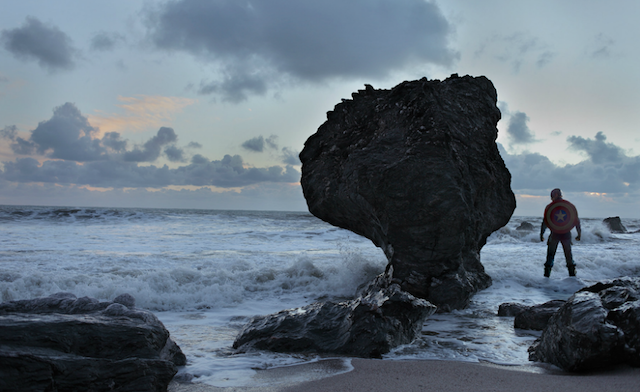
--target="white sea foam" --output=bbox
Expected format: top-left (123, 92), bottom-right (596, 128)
top-left (1, 206), bottom-right (638, 387)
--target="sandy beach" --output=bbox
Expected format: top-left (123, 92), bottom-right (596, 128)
top-left (168, 358), bottom-right (640, 392)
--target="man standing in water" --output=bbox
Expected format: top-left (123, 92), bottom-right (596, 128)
top-left (540, 188), bottom-right (581, 277)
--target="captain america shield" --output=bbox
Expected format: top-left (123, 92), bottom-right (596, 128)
top-left (545, 201), bottom-right (578, 234)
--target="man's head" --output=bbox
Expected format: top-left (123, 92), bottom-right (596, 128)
top-left (550, 188), bottom-right (562, 200)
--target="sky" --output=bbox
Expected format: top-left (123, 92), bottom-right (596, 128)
top-left (1, 0), bottom-right (639, 218)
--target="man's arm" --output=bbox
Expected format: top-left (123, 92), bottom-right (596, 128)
top-left (540, 221), bottom-right (547, 242)
top-left (575, 218), bottom-right (581, 241)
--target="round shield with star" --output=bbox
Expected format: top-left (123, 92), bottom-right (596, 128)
top-left (545, 201), bottom-right (578, 234)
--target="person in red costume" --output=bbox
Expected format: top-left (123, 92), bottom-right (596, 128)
top-left (540, 188), bottom-right (581, 277)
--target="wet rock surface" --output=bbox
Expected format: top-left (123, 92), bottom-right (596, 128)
top-left (0, 292), bottom-right (185, 392)
top-left (233, 280), bottom-right (436, 358)
top-left (299, 74), bottom-right (515, 310)
top-left (603, 216), bottom-right (627, 233)
top-left (499, 300), bottom-right (566, 331)
top-left (529, 278), bottom-right (640, 371)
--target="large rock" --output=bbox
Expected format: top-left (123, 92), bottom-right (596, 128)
top-left (529, 278), bottom-right (640, 371)
top-left (0, 292), bottom-right (186, 392)
top-left (299, 74), bottom-right (515, 310)
top-left (603, 216), bottom-right (627, 233)
top-left (233, 279), bottom-right (436, 358)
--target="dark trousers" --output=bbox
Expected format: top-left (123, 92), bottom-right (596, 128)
top-left (545, 232), bottom-right (575, 268)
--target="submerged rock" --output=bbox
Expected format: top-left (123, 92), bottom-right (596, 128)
top-left (0, 292), bottom-right (185, 392)
top-left (300, 74), bottom-right (515, 310)
top-left (603, 216), bottom-right (627, 233)
top-left (516, 221), bottom-right (535, 231)
top-left (529, 278), bottom-right (640, 371)
top-left (233, 280), bottom-right (436, 358)
top-left (498, 300), bottom-right (566, 331)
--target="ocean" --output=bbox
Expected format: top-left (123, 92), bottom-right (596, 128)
top-left (1, 205), bottom-right (639, 387)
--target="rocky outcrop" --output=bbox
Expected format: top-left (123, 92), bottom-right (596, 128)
top-left (0, 292), bottom-right (185, 392)
top-left (603, 217), bottom-right (627, 233)
top-left (529, 278), bottom-right (640, 371)
top-left (516, 221), bottom-right (535, 231)
top-left (233, 280), bottom-right (436, 358)
top-left (498, 300), bottom-right (565, 331)
top-left (299, 74), bottom-right (515, 310)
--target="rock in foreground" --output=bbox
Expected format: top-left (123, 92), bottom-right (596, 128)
top-left (300, 74), bottom-right (515, 311)
top-left (0, 292), bottom-right (185, 392)
top-left (529, 278), bottom-right (640, 371)
top-left (233, 280), bottom-right (436, 358)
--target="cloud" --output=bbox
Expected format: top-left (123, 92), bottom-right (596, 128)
top-left (124, 127), bottom-right (178, 162)
top-left (506, 111), bottom-right (538, 145)
top-left (567, 132), bottom-right (625, 164)
top-left (11, 102), bottom-right (107, 161)
top-left (145, 0), bottom-right (457, 101)
top-left (500, 133), bottom-right (639, 196)
top-left (1, 17), bottom-right (76, 72)
top-left (1, 103), bottom-right (300, 189)
top-left (90, 31), bottom-right (125, 51)
top-left (477, 32), bottom-right (555, 72)
top-left (240, 134), bottom-right (299, 164)
top-left (1, 125), bottom-right (18, 140)
top-left (281, 147), bottom-right (301, 165)
top-left (1, 155), bottom-right (300, 189)
top-left (587, 33), bottom-right (615, 59)
top-left (242, 136), bottom-right (266, 152)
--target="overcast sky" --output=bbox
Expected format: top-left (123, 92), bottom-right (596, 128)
top-left (1, 0), bottom-right (639, 218)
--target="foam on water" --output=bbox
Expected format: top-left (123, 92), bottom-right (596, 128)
top-left (1, 206), bottom-right (639, 387)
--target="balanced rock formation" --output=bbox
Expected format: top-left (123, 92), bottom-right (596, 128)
top-left (529, 278), bottom-right (640, 371)
top-left (0, 292), bottom-right (185, 392)
top-left (300, 74), bottom-right (515, 310)
top-left (233, 279), bottom-right (436, 358)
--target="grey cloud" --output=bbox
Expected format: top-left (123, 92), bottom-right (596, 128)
top-left (507, 111), bottom-right (537, 145)
top-left (90, 31), bottom-right (125, 51)
top-left (102, 132), bottom-right (128, 152)
top-left (199, 69), bottom-right (269, 103)
top-left (499, 133), bottom-right (639, 195)
top-left (1, 154), bottom-right (300, 189)
top-left (146, 0), bottom-right (457, 102)
top-left (1, 17), bottom-right (76, 71)
top-left (164, 145), bottom-right (185, 162)
top-left (1, 103), bottom-right (300, 189)
top-left (241, 134), bottom-right (279, 153)
top-left (588, 33), bottom-right (615, 58)
top-left (481, 32), bottom-right (555, 72)
top-left (281, 147), bottom-right (300, 165)
top-left (1, 125), bottom-right (18, 140)
top-left (124, 127), bottom-right (178, 162)
top-left (567, 132), bottom-right (626, 164)
top-left (14, 102), bottom-right (106, 161)
top-left (187, 142), bottom-right (202, 149)
top-left (242, 136), bottom-right (265, 152)
top-left (265, 135), bottom-right (278, 150)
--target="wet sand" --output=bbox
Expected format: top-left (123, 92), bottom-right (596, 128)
top-left (168, 358), bottom-right (640, 392)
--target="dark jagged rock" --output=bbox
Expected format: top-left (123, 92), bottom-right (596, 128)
top-left (603, 216), bottom-right (627, 233)
top-left (299, 74), bottom-right (515, 310)
top-left (233, 281), bottom-right (436, 358)
top-left (529, 278), bottom-right (640, 371)
top-left (516, 221), bottom-right (535, 231)
top-left (0, 292), bottom-right (185, 392)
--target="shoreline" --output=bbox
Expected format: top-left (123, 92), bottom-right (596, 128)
top-left (168, 358), bottom-right (640, 392)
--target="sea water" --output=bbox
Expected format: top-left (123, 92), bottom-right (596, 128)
top-left (1, 205), bottom-right (638, 387)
